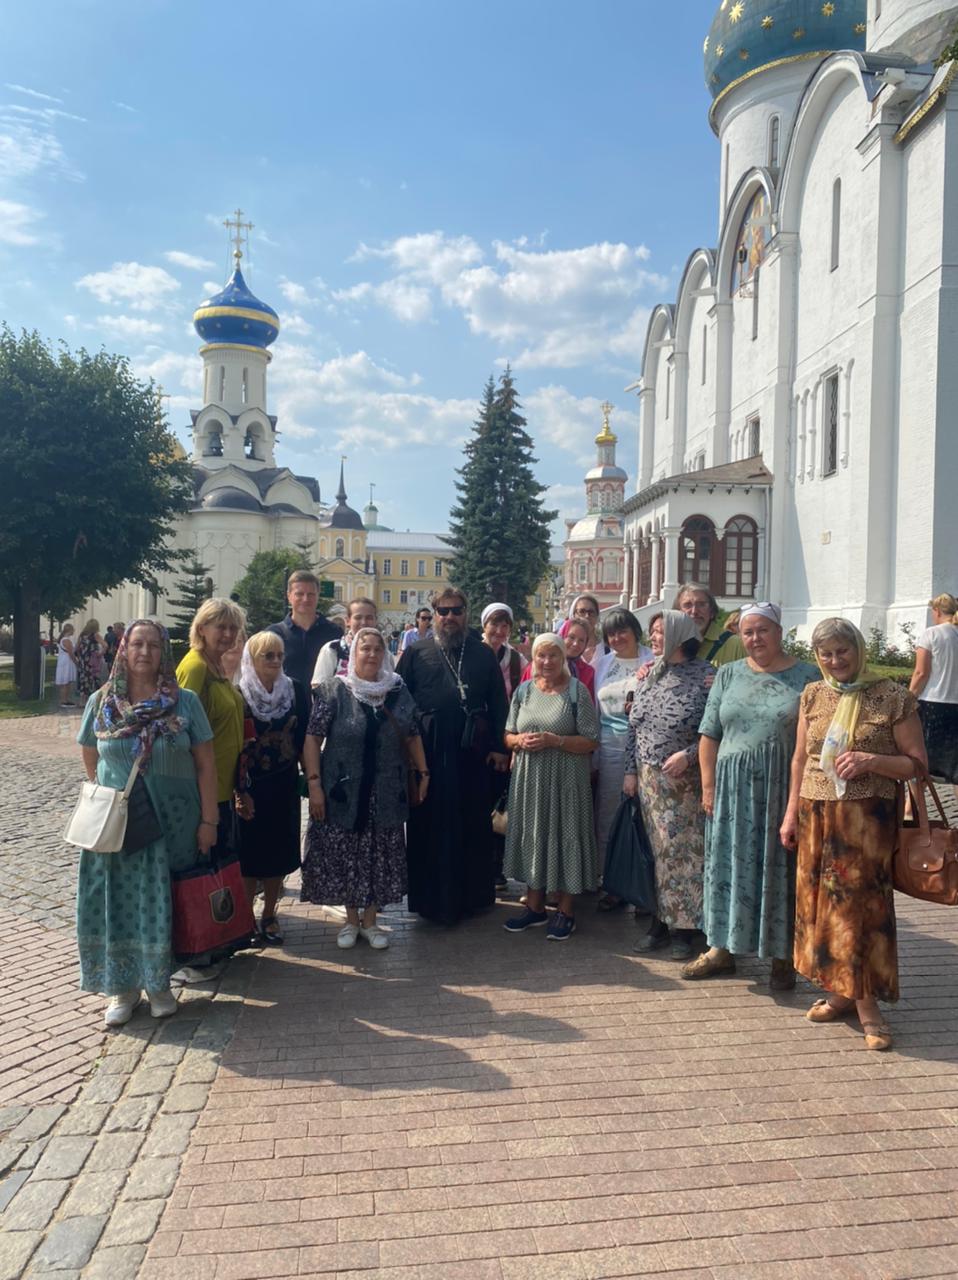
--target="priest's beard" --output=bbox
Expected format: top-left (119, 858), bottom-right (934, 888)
top-left (436, 626), bottom-right (465, 653)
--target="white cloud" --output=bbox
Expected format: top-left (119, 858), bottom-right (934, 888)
top-left (113, 101), bottom-right (137, 112)
top-left (201, 280), bottom-right (220, 297)
top-left (0, 199), bottom-right (46, 247)
top-left (94, 314), bottom-right (165, 339)
top-left (5, 83), bottom-right (62, 104)
top-left (282, 312), bottom-right (312, 336)
top-left (337, 231), bottom-right (666, 369)
top-left (164, 250), bottom-right (215, 271)
top-left (278, 277), bottom-right (317, 307)
top-left (525, 384), bottom-right (639, 468)
top-left (130, 350), bottom-right (203, 398)
top-left (76, 261), bottom-right (180, 311)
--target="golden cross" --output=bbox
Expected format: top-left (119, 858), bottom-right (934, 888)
top-left (223, 208), bottom-right (253, 264)
top-left (600, 400), bottom-right (614, 429)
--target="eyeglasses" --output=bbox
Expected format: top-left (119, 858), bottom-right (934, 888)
top-left (260, 650), bottom-right (284, 660)
top-left (418, 614), bottom-right (432, 621)
top-left (435, 606), bottom-right (465, 617)
top-left (574, 607), bottom-right (598, 617)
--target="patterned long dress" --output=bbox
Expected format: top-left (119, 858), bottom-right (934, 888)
top-left (75, 634), bottom-right (103, 699)
top-left (503, 680), bottom-right (599, 894)
top-left (76, 690), bottom-right (213, 994)
top-left (794, 680), bottom-right (917, 1003)
top-left (698, 659), bottom-right (819, 959)
top-left (625, 659), bottom-right (713, 930)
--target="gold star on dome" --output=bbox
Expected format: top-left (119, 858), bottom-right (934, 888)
top-left (854, 21), bottom-right (867, 33)
top-left (761, 15), bottom-right (774, 28)
top-left (793, 27), bottom-right (806, 39)
top-left (821, 2), bottom-right (835, 15)
top-left (729, 2), bottom-right (745, 22)
top-left (716, 42), bottom-right (725, 56)
top-left (739, 48), bottom-right (750, 59)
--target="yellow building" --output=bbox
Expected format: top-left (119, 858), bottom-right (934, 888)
top-left (528, 555), bottom-right (566, 635)
top-left (365, 530), bottom-right (452, 630)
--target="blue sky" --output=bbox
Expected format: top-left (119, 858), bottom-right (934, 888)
top-left (2, 0), bottom-right (721, 539)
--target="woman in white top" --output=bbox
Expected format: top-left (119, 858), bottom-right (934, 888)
top-left (910, 592), bottom-right (958, 792)
top-left (55, 624), bottom-right (78, 707)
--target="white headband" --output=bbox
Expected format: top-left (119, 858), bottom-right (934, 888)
top-left (481, 602), bottom-right (513, 628)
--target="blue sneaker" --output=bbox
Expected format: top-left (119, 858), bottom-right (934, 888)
top-left (504, 907), bottom-right (549, 932)
top-left (546, 912), bottom-right (576, 941)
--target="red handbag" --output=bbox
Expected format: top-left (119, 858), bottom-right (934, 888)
top-left (171, 853), bottom-right (256, 962)
top-left (894, 770), bottom-right (958, 906)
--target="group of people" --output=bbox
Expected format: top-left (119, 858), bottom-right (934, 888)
top-left (55, 619), bottom-right (126, 707)
top-left (69, 571), bottom-right (956, 1052)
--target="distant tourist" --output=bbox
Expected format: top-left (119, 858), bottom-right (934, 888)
top-left (910, 593), bottom-right (958, 799)
top-left (55, 624), bottom-right (77, 707)
top-left (76, 620), bottom-right (217, 1027)
top-left (104, 622), bottom-right (125, 666)
top-left (398, 588), bottom-right (509, 925)
top-left (561, 594), bottom-right (602, 666)
top-left (783, 618), bottom-right (926, 1051)
top-left (75, 619), bottom-right (105, 699)
top-left (673, 583), bottom-right (746, 667)
top-left (267, 570), bottom-right (340, 688)
top-left (399, 607), bottom-right (434, 654)
top-left (684, 602), bottom-right (817, 985)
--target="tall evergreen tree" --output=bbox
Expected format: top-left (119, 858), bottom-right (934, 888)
top-left (167, 556), bottom-right (214, 642)
top-left (447, 369), bottom-right (556, 622)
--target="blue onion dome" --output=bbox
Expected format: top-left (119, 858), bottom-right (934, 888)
top-left (704, 0), bottom-right (867, 102)
top-left (193, 264), bottom-right (280, 349)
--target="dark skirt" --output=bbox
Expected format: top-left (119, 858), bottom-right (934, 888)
top-left (237, 768), bottom-right (302, 880)
top-left (794, 796), bottom-right (899, 1003)
top-left (918, 701), bottom-right (958, 783)
top-left (300, 792), bottom-right (406, 910)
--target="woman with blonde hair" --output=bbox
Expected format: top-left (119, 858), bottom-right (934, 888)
top-left (75, 619), bottom-right (105, 699)
top-left (175, 598), bottom-right (247, 859)
top-left (236, 631), bottom-right (309, 943)
top-left (55, 623), bottom-right (78, 707)
top-left (782, 618), bottom-right (926, 1051)
top-left (910, 593), bottom-right (958, 799)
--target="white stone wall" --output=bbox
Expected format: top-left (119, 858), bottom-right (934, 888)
top-left (869, 0), bottom-right (958, 61)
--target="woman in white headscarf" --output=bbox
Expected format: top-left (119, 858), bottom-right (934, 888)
top-left (481, 603), bottom-right (528, 699)
top-left (623, 610), bottom-right (714, 959)
top-left (301, 628), bottom-right (427, 950)
top-left (235, 631), bottom-right (311, 943)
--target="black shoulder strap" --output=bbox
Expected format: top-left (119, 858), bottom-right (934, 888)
top-left (705, 631), bottom-right (732, 663)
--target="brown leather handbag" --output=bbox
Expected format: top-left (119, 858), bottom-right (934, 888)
top-left (893, 768), bottom-right (958, 905)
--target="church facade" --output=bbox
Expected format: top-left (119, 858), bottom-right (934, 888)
top-left (621, 0), bottom-right (958, 638)
top-left (561, 403), bottom-right (627, 614)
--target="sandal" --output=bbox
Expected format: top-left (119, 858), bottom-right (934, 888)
top-left (260, 916), bottom-right (284, 945)
top-left (681, 950), bottom-right (736, 980)
top-left (806, 997), bottom-right (854, 1023)
top-left (862, 1021), bottom-right (893, 1052)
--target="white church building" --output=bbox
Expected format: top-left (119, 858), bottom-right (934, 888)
top-left (622, 0), bottom-right (958, 638)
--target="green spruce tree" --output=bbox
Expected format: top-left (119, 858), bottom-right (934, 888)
top-left (447, 369), bottom-right (556, 623)
top-left (167, 556), bottom-right (214, 642)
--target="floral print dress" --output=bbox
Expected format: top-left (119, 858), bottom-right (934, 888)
top-left (625, 659), bottom-right (713, 930)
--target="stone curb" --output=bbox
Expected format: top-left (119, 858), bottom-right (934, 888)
top-left (0, 956), bottom-right (256, 1280)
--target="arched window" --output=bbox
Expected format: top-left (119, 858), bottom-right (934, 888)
top-left (638, 540), bottom-right (652, 602)
top-left (724, 516), bottom-right (757, 597)
top-left (681, 515), bottom-right (718, 592)
top-left (768, 115), bottom-right (781, 169)
top-left (334, 583), bottom-right (344, 602)
top-left (335, 537), bottom-right (345, 558)
top-left (577, 560), bottom-right (588, 583)
top-left (218, 367), bottom-right (226, 401)
top-left (203, 422), bottom-right (224, 457)
top-left (242, 368), bottom-right (249, 404)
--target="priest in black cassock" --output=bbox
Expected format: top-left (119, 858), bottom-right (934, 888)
top-left (397, 587), bottom-right (510, 925)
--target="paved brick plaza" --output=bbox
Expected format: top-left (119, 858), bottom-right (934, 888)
top-left (2, 710), bottom-right (958, 1279)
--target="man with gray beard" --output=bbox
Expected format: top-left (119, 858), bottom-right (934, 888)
top-left (397, 587), bottom-right (509, 925)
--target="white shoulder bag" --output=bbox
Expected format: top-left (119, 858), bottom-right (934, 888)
top-left (63, 755), bottom-right (143, 853)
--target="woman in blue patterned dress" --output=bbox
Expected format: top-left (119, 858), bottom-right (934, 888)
top-left (683, 602), bottom-right (818, 986)
top-left (623, 610), bottom-right (713, 960)
top-left (76, 621), bottom-right (217, 1028)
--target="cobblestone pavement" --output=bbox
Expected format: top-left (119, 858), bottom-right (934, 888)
top-left (2, 709), bottom-right (958, 1279)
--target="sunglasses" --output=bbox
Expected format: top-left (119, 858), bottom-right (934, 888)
top-left (435, 606), bottom-right (465, 617)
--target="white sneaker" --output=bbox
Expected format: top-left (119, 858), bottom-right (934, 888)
top-left (337, 924), bottom-right (359, 949)
top-left (104, 991), bottom-right (140, 1028)
top-left (147, 988), bottom-right (178, 1019)
top-left (359, 924), bottom-right (389, 949)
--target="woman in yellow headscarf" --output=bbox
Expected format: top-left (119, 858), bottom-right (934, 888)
top-left (781, 619), bottom-right (926, 1052)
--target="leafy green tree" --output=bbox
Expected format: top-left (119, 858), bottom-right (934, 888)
top-left (0, 328), bottom-right (192, 699)
top-left (447, 369), bottom-right (556, 622)
top-left (167, 556), bottom-right (214, 642)
top-left (232, 547), bottom-right (329, 634)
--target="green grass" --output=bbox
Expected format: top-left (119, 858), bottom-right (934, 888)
top-left (0, 656), bottom-right (61, 718)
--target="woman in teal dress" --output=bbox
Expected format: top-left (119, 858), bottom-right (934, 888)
top-left (76, 620), bottom-right (218, 1029)
top-left (682, 602), bottom-right (817, 985)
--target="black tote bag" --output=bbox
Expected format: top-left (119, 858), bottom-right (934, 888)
top-left (601, 796), bottom-right (657, 914)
